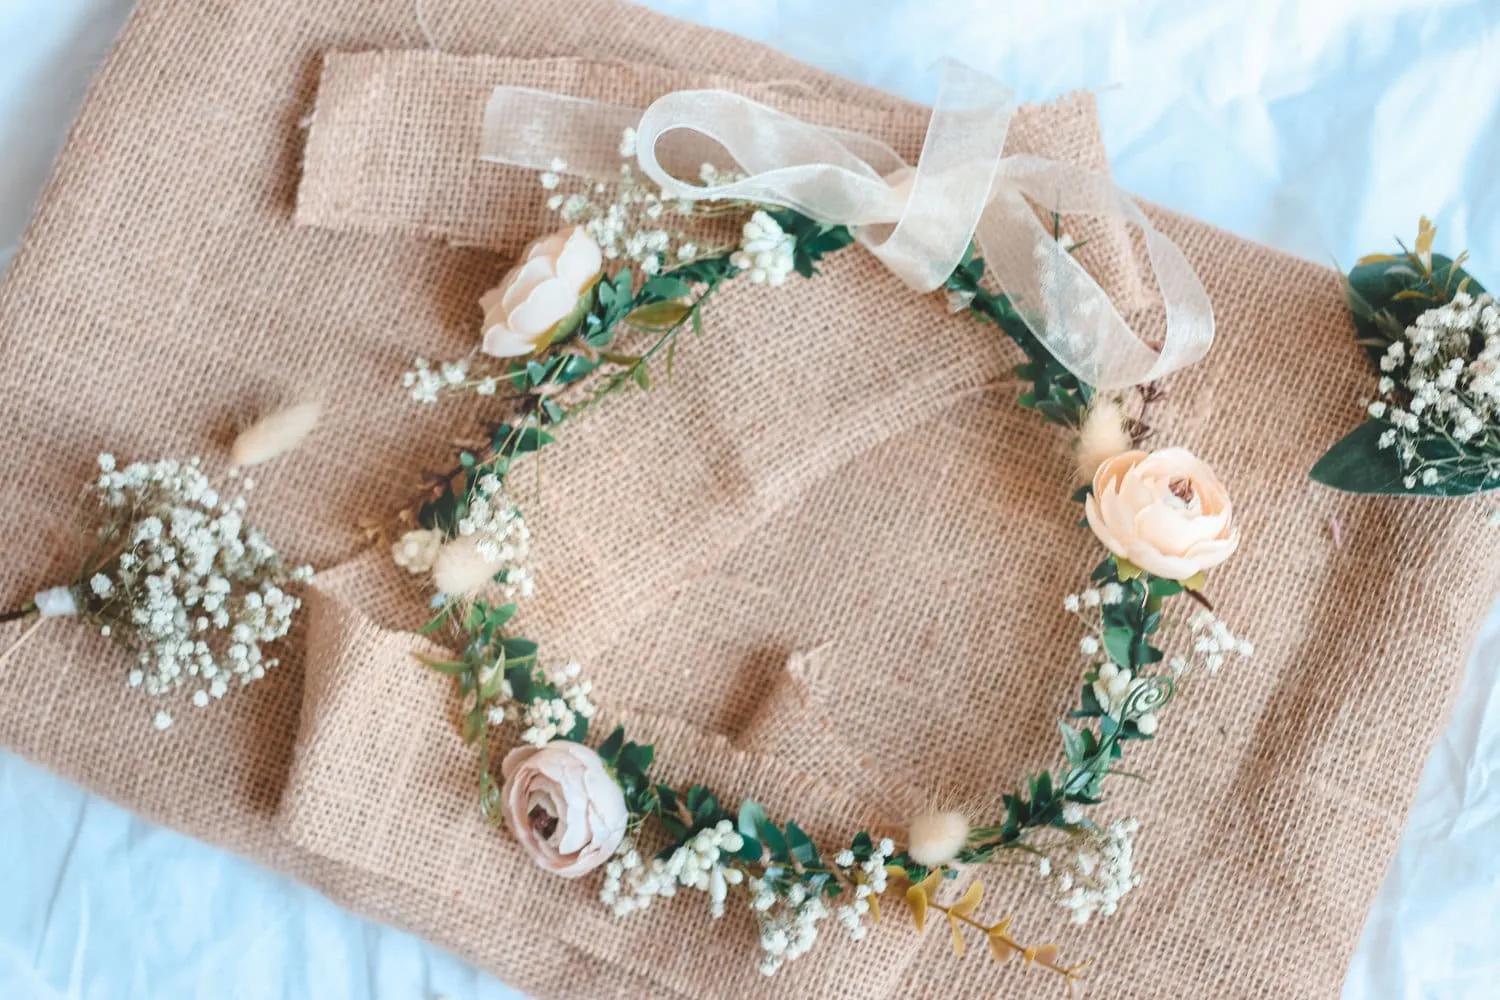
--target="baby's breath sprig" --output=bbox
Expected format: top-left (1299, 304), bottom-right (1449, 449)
top-left (1313, 217), bottom-right (1500, 497)
top-left (0, 454), bottom-right (312, 729)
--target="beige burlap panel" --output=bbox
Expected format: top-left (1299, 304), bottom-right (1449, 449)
top-left (297, 50), bottom-right (1145, 304)
top-left (0, 0), bottom-right (1493, 996)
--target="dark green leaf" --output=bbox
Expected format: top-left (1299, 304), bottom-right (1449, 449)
top-left (1310, 420), bottom-right (1500, 496)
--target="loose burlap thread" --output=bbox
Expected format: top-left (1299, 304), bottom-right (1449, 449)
top-left (0, 1), bottom-right (1494, 997)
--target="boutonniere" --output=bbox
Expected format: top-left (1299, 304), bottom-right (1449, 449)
top-left (0, 405), bottom-right (318, 728)
top-left (1312, 218), bottom-right (1496, 495)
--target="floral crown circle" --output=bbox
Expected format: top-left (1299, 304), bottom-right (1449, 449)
top-left (389, 69), bottom-right (1250, 986)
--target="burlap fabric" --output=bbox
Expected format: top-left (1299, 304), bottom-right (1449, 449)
top-left (0, 1), bottom-right (1494, 997)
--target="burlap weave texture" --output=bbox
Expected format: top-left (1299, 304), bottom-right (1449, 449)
top-left (0, 1), bottom-right (1493, 998)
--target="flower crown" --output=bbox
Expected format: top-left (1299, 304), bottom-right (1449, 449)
top-left (388, 71), bottom-right (1252, 986)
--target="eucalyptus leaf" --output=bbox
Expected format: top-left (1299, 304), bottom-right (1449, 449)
top-left (1310, 420), bottom-right (1499, 496)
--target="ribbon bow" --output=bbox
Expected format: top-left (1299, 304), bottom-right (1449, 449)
top-left (480, 63), bottom-right (1212, 390)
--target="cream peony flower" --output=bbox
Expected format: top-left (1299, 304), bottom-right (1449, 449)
top-left (481, 226), bottom-right (603, 358)
top-left (1085, 448), bottom-right (1239, 581)
top-left (501, 741), bottom-right (628, 878)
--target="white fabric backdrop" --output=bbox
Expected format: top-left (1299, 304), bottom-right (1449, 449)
top-left (2, 1), bottom-right (1498, 997)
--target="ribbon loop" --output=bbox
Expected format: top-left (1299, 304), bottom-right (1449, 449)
top-left (481, 63), bottom-right (1214, 390)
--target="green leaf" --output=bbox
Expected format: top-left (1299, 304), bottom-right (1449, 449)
top-left (784, 821), bottom-right (820, 868)
top-left (1346, 253), bottom-right (1486, 366)
top-left (1103, 625), bottom-right (1135, 668)
top-left (500, 637), bottom-right (539, 662)
top-left (618, 741), bottom-right (655, 775)
top-left (1059, 721), bottom-right (1088, 767)
top-left (598, 726), bottom-right (625, 764)
top-left (626, 300), bottom-right (693, 330)
top-left (461, 706), bottom-right (485, 744)
top-left (736, 834), bottom-right (763, 863)
top-left (418, 604), bottom-right (451, 636)
top-left (752, 812), bottom-right (790, 862)
top-left (738, 800), bottom-right (768, 841)
top-left (1310, 420), bottom-right (1500, 496)
top-left (419, 657), bottom-right (468, 677)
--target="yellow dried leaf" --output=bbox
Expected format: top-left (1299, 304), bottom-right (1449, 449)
top-left (884, 863), bottom-right (910, 883)
top-left (1030, 944), bottom-right (1060, 968)
top-left (1180, 570), bottom-right (1206, 592)
top-left (905, 882), bottom-right (929, 933)
top-left (1416, 216), bottom-right (1436, 269)
top-left (1392, 288), bottom-right (1434, 301)
top-left (905, 870), bottom-right (944, 934)
top-left (949, 880), bottom-right (983, 919)
top-left (1113, 557), bottom-right (1142, 581)
top-left (949, 915), bottom-right (965, 957)
top-left (867, 891), bottom-right (881, 924)
top-left (1356, 253), bottom-right (1402, 265)
top-left (625, 300), bottom-right (692, 330)
top-left (988, 926), bottom-right (1017, 963)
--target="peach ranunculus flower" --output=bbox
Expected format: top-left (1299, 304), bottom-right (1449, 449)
top-left (1084, 448), bottom-right (1239, 581)
top-left (480, 226), bottom-right (603, 358)
top-left (500, 741), bottom-right (628, 877)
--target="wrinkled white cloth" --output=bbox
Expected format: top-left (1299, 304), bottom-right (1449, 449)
top-left (3, 1), bottom-right (1500, 998)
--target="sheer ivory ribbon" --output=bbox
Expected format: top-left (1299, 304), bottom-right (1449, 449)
top-left (480, 62), bottom-right (1213, 389)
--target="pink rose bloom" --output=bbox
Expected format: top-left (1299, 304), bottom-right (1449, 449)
top-left (481, 226), bottom-right (602, 358)
top-left (500, 741), bottom-right (628, 877)
top-left (1085, 448), bottom-right (1239, 581)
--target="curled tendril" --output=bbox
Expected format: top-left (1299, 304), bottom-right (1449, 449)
top-left (1121, 674), bottom-right (1174, 720)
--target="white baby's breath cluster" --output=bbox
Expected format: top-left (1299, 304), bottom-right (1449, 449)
top-left (1067, 580), bottom-right (1252, 739)
top-left (402, 357), bottom-right (499, 405)
top-left (1178, 608), bottom-right (1253, 677)
top-left (1367, 290), bottom-right (1500, 488)
top-left (600, 821), bottom-right (747, 919)
top-left (750, 836), bottom-right (892, 977)
top-left (1036, 816), bottom-right (1141, 924)
top-left (508, 661), bottom-right (596, 745)
top-left (729, 210), bottom-right (796, 287)
top-left (395, 476), bottom-right (535, 600)
top-left (543, 138), bottom-right (719, 276)
top-left (81, 454), bottom-right (310, 727)
top-left (456, 473), bottom-right (534, 599)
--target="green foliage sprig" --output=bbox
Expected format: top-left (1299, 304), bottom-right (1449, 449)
top-left (1312, 217), bottom-right (1499, 496)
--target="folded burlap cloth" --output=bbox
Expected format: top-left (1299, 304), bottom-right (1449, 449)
top-left (0, 0), bottom-right (1494, 997)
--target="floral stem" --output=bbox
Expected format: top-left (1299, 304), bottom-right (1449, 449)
top-left (0, 603), bottom-right (35, 624)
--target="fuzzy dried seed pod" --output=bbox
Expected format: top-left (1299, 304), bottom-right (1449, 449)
top-left (907, 810), bottom-right (970, 868)
top-left (230, 402), bottom-right (322, 467)
top-left (431, 535), bottom-right (497, 597)
top-left (1075, 397), bottom-right (1133, 482)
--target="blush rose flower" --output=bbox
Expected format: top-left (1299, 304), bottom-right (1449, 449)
top-left (1084, 448), bottom-right (1238, 581)
top-left (500, 741), bottom-right (628, 877)
top-left (481, 226), bottom-right (603, 358)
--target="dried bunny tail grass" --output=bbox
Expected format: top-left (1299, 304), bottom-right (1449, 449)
top-left (1075, 396), bottom-right (1133, 482)
top-left (907, 810), bottom-right (971, 868)
top-left (230, 401), bottom-right (322, 466)
top-left (431, 535), bottom-right (497, 597)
